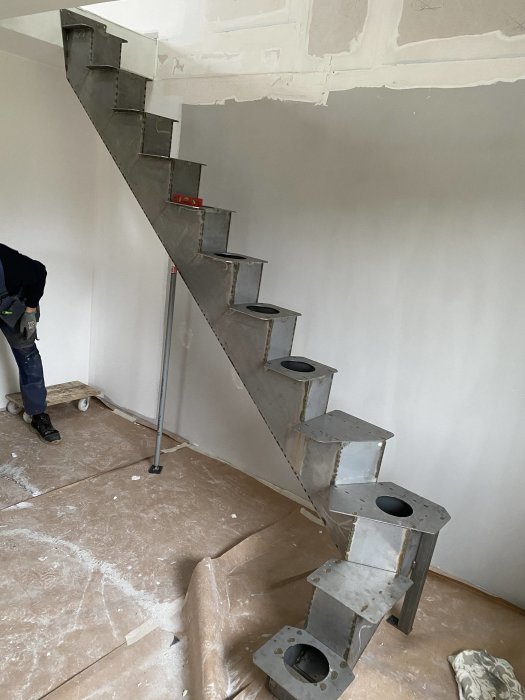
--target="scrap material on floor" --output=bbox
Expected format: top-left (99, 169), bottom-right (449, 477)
top-left (0, 401), bottom-right (523, 699)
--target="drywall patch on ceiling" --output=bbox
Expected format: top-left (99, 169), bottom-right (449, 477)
top-left (398, 0), bottom-right (525, 45)
top-left (308, 0), bottom-right (368, 56)
top-left (207, 0), bottom-right (287, 23)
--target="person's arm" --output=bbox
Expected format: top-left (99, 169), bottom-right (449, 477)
top-left (20, 259), bottom-right (47, 309)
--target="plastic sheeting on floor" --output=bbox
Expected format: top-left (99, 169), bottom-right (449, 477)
top-left (183, 509), bottom-right (338, 699)
top-left (449, 650), bottom-right (524, 700)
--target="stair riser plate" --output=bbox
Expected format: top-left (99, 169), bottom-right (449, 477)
top-left (92, 31), bottom-right (123, 69)
top-left (171, 160), bottom-right (202, 198)
top-left (346, 517), bottom-right (422, 575)
top-left (116, 72), bottom-right (147, 111)
top-left (143, 114), bottom-right (173, 158)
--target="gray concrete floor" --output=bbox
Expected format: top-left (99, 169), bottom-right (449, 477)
top-left (0, 400), bottom-right (523, 699)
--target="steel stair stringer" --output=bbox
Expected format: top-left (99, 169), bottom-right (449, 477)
top-left (60, 11), bottom-right (451, 699)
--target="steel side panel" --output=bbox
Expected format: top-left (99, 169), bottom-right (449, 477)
top-left (125, 157), bottom-right (172, 223)
top-left (335, 441), bottom-right (384, 485)
top-left (346, 617), bottom-right (379, 669)
top-left (300, 439), bottom-right (339, 511)
top-left (100, 111), bottom-right (144, 174)
top-left (346, 519), bottom-right (408, 573)
top-left (92, 31), bottom-right (121, 68)
top-left (201, 209), bottom-right (231, 253)
top-left (214, 311), bottom-right (270, 369)
top-left (143, 114), bottom-right (173, 157)
top-left (268, 316), bottom-right (297, 361)
top-left (65, 30), bottom-right (92, 91)
top-left (76, 69), bottom-right (117, 133)
top-left (303, 374), bottom-right (333, 421)
top-left (171, 160), bottom-right (202, 198)
top-left (233, 262), bottom-right (263, 304)
top-left (306, 589), bottom-right (356, 659)
top-left (115, 72), bottom-right (147, 111)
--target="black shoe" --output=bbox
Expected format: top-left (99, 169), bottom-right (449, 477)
top-left (31, 413), bottom-right (61, 444)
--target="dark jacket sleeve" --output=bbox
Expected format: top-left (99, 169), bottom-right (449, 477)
top-left (22, 260), bottom-right (47, 308)
top-left (0, 245), bottom-right (47, 307)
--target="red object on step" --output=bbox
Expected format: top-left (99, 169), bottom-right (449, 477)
top-left (171, 193), bottom-right (204, 208)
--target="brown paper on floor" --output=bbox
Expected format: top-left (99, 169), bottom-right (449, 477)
top-left (183, 508), bottom-right (339, 699)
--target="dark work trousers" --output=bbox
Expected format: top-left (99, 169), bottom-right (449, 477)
top-left (0, 320), bottom-right (47, 416)
top-left (0, 259), bottom-right (47, 416)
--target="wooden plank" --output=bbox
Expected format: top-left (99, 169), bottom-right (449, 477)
top-left (6, 381), bottom-right (101, 408)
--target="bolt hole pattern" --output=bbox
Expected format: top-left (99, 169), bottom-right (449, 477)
top-left (247, 305), bottom-right (280, 315)
top-left (283, 644), bottom-right (330, 684)
top-left (376, 496), bottom-right (413, 518)
top-left (281, 360), bottom-right (315, 373)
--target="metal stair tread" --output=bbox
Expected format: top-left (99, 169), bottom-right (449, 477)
top-left (329, 482), bottom-right (451, 534)
top-left (233, 303), bottom-right (301, 320)
top-left (308, 559), bottom-right (413, 624)
top-left (61, 9), bottom-right (107, 31)
top-left (296, 409), bottom-right (394, 444)
top-left (114, 109), bottom-right (177, 123)
top-left (167, 201), bottom-right (234, 215)
top-left (203, 251), bottom-right (267, 264)
top-left (266, 355), bottom-right (337, 381)
top-left (253, 626), bottom-right (355, 698)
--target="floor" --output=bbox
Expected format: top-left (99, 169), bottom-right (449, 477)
top-left (0, 400), bottom-right (523, 699)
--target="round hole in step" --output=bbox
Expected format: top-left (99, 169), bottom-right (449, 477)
top-left (215, 252), bottom-right (247, 260)
top-left (281, 360), bottom-right (316, 373)
top-left (283, 643), bottom-right (330, 684)
top-left (246, 305), bottom-right (280, 315)
top-left (376, 496), bottom-right (413, 518)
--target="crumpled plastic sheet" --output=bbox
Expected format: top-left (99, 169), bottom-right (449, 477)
top-left (449, 650), bottom-right (524, 700)
top-left (182, 509), bottom-right (339, 700)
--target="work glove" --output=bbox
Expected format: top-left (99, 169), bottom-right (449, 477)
top-left (20, 310), bottom-right (38, 341)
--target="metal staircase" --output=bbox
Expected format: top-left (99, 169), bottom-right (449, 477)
top-left (60, 10), bottom-right (451, 698)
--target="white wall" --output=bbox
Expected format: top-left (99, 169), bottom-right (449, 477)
top-left (0, 50), bottom-right (96, 407)
top-left (171, 83), bottom-right (525, 607)
top-left (87, 138), bottom-right (168, 419)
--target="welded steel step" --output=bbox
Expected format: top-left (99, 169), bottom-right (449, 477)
top-left (202, 252), bottom-right (266, 305)
top-left (61, 9), bottom-right (107, 32)
top-left (232, 303), bottom-right (300, 362)
top-left (266, 357), bottom-right (336, 424)
top-left (254, 626), bottom-right (355, 700)
top-left (296, 410), bottom-right (394, 490)
top-left (307, 559), bottom-right (412, 624)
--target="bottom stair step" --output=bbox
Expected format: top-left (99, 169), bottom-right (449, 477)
top-left (253, 626), bottom-right (355, 700)
top-left (307, 559), bottom-right (412, 624)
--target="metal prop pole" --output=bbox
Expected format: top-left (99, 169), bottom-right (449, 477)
top-left (149, 262), bottom-right (178, 474)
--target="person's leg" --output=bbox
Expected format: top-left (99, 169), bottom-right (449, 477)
top-left (0, 318), bottom-right (60, 443)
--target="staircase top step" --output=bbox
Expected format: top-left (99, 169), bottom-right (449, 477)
top-left (234, 302), bottom-right (301, 321)
top-left (203, 251), bottom-right (267, 264)
top-left (308, 559), bottom-right (412, 624)
top-left (266, 356), bottom-right (337, 382)
top-left (329, 482), bottom-right (451, 534)
top-left (296, 410), bottom-right (393, 444)
top-left (61, 9), bottom-right (107, 32)
top-left (253, 625), bottom-right (355, 698)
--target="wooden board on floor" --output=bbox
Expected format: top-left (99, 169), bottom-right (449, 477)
top-left (6, 381), bottom-right (101, 409)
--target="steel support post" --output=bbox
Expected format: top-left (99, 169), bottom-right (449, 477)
top-left (149, 262), bottom-right (177, 474)
top-left (388, 531), bottom-right (438, 635)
